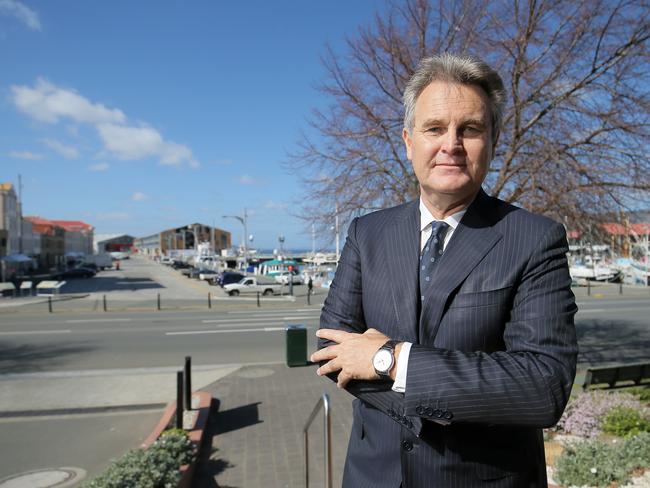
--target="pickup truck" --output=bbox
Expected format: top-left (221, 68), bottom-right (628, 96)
top-left (223, 276), bottom-right (283, 296)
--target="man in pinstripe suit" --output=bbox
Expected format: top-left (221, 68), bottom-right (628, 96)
top-left (311, 53), bottom-right (578, 487)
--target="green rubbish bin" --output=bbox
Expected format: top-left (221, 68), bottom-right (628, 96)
top-left (286, 324), bottom-right (307, 367)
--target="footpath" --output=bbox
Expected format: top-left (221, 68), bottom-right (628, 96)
top-left (194, 363), bottom-right (353, 488)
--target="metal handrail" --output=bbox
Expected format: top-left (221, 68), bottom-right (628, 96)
top-left (303, 393), bottom-right (332, 488)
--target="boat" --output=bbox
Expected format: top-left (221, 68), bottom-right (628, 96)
top-left (569, 255), bottom-right (622, 282)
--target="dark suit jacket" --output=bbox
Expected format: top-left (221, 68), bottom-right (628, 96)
top-left (319, 189), bottom-right (578, 488)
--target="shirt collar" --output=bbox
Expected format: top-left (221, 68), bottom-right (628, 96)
top-left (419, 197), bottom-right (467, 232)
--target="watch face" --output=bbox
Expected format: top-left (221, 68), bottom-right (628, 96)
top-left (373, 349), bottom-right (393, 373)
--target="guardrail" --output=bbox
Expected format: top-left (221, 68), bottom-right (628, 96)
top-left (303, 393), bottom-right (332, 488)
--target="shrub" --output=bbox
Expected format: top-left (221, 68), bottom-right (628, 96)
top-left (625, 386), bottom-right (650, 403)
top-left (554, 433), bottom-right (650, 488)
top-left (602, 406), bottom-right (650, 438)
top-left (555, 390), bottom-right (646, 438)
top-left (85, 430), bottom-right (193, 488)
top-left (623, 432), bottom-right (650, 470)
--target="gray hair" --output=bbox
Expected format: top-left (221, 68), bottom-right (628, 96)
top-left (403, 53), bottom-right (506, 143)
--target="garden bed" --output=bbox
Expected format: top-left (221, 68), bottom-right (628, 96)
top-left (544, 387), bottom-right (650, 488)
top-left (83, 391), bottom-right (212, 487)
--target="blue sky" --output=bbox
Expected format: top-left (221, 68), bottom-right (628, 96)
top-left (0, 0), bottom-right (386, 250)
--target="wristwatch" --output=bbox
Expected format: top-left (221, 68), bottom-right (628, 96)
top-left (372, 340), bottom-right (399, 379)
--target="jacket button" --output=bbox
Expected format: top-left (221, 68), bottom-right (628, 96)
top-left (415, 406), bottom-right (425, 416)
top-left (425, 407), bottom-right (433, 417)
top-left (402, 441), bottom-right (413, 452)
top-left (443, 410), bottom-right (453, 420)
top-left (433, 408), bottom-right (443, 418)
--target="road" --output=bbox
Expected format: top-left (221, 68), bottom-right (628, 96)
top-left (0, 307), bottom-right (322, 373)
top-left (0, 258), bottom-right (325, 485)
top-left (0, 257), bottom-right (648, 485)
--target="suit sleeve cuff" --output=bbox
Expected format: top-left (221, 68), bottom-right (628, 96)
top-left (391, 342), bottom-right (412, 393)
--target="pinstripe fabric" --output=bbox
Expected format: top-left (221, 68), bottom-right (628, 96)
top-left (318, 189), bottom-right (578, 488)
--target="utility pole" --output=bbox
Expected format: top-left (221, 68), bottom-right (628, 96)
top-left (211, 219), bottom-right (215, 254)
top-left (18, 174), bottom-right (23, 253)
top-left (223, 209), bottom-right (249, 270)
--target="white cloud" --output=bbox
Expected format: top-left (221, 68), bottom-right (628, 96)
top-left (8, 150), bottom-right (43, 160)
top-left (10, 78), bottom-right (126, 125)
top-left (238, 174), bottom-right (263, 185)
top-left (132, 192), bottom-right (148, 201)
top-left (96, 123), bottom-right (198, 168)
top-left (40, 138), bottom-right (79, 159)
top-left (0, 0), bottom-right (41, 31)
top-left (264, 200), bottom-right (288, 210)
top-left (88, 162), bottom-right (110, 172)
top-left (9, 78), bottom-right (199, 168)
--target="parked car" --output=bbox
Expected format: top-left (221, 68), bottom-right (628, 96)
top-left (215, 271), bottom-right (246, 287)
top-left (274, 271), bottom-right (304, 285)
top-left (56, 267), bottom-right (96, 279)
top-left (198, 270), bottom-right (219, 281)
top-left (172, 260), bottom-right (191, 269)
top-left (187, 268), bottom-right (208, 279)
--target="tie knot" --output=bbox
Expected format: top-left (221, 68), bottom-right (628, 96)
top-left (430, 221), bottom-right (449, 238)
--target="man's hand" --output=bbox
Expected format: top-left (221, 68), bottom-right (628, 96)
top-left (310, 328), bottom-right (392, 388)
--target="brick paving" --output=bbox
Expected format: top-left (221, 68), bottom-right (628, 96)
top-left (194, 363), bottom-right (353, 488)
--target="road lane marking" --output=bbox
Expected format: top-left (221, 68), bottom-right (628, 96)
top-left (166, 326), bottom-right (289, 336)
top-left (577, 307), bottom-right (650, 313)
top-left (0, 329), bottom-right (71, 336)
top-left (201, 316), bottom-right (318, 324)
top-left (226, 308), bottom-right (322, 315)
top-left (65, 318), bottom-right (133, 324)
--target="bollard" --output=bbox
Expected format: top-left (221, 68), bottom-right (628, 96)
top-left (286, 324), bottom-right (307, 367)
top-left (176, 371), bottom-right (184, 428)
top-left (48, 296), bottom-right (52, 313)
top-left (619, 282), bottom-right (623, 295)
top-left (103, 294), bottom-right (107, 312)
top-left (257, 291), bottom-right (260, 307)
top-left (184, 356), bottom-right (192, 411)
top-left (208, 292), bottom-right (212, 309)
top-left (157, 293), bottom-right (161, 311)
top-left (587, 280), bottom-right (591, 296)
top-left (307, 289), bottom-right (311, 306)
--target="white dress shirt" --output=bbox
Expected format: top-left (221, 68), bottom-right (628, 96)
top-left (391, 198), bottom-right (467, 393)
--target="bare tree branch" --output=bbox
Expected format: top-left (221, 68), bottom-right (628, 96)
top-left (287, 0), bottom-right (650, 242)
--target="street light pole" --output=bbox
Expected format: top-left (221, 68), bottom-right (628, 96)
top-left (223, 209), bottom-right (249, 270)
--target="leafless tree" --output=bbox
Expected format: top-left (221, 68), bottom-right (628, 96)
top-left (289, 0), bottom-right (650, 241)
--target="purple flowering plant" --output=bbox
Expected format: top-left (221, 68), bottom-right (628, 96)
top-left (554, 390), bottom-right (647, 439)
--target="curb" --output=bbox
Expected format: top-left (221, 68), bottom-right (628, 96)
top-left (141, 390), bottom-right (212, 488)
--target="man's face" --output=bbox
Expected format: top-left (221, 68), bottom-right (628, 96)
top-left (402, 81), bottom-right (495, 204)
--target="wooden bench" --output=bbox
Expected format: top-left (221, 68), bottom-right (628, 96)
top-left (582, 362), bottom-right (650, 390)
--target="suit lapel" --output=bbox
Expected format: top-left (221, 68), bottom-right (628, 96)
top-left (385, 200), bottom-right (421, 343)
top-left (419, 190), bottom-right (503, 345)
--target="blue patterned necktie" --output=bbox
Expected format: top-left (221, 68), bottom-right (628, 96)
top-left (420, 221), bottom-right (449, 298)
